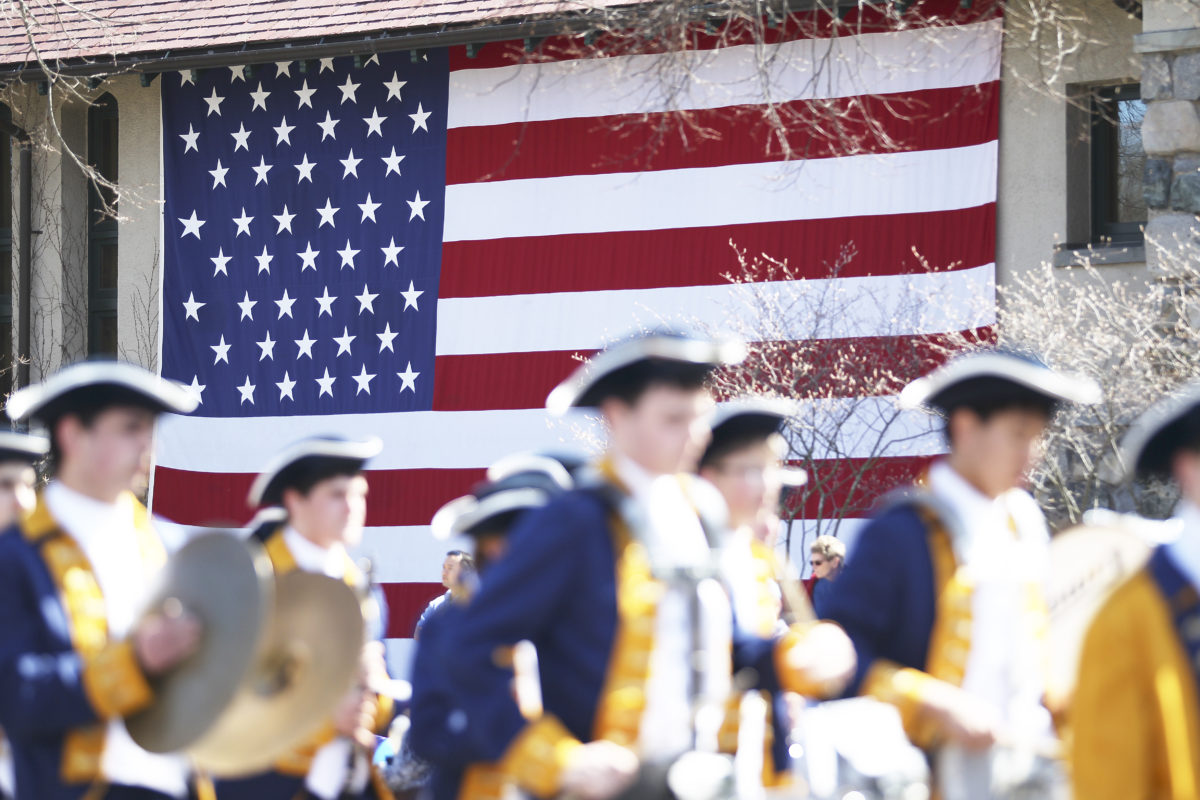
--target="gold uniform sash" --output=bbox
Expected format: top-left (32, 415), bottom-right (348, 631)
top-left (19, 492), bottom-right (163, 787)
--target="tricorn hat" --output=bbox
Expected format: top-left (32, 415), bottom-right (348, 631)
top-left (7, 361), bottom-right (198, 426)
top-left (545, 332), bottom-right (746, 417)
top-left (699, 397), bottom-right (807, 487)
top-left (431, 457), bottom-right (574, 540)
top-left (1119, 381), bottom-right (1200, 481)
top-left (898, 349), bottom-right (1101, 413)
top-left (247, 436), bottom-right (382, 508)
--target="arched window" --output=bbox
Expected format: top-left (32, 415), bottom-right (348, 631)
top-left (87, 92), bottom-right (118, 356)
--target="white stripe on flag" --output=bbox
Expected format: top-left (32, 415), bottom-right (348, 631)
top-left (434, 263), bottom-right (997, 356)
top-left (442, 142), bottom-right (997, 241)
top-left (447, 18), bottom-right (1002, 127)
top-left (155, 396), bottom-right (946, 473)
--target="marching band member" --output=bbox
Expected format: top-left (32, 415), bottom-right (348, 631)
top-left (1071, 382), bottom-right (1200, 798)
top-left (408, 455), bottom-right (575, 800)
top-left (694, 397), bottom-right (812, 786)
top-left (442, 332), bottom-right (854, 800)
top-left (823, 350), bottom-right (1099, 798)
top-left (215, 436), bottom-right (395, 800)
top-left (0, 361), bottom-right (204, 800)
top-left (0, 431), bottom-right (50, 800)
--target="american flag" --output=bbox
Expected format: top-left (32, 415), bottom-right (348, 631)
top-left (153, 0), bottom-right (1001, 669)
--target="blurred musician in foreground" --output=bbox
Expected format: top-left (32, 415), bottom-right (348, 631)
top-left (407, 455), bottom-right (575, 800)
top-left (0, 431), bottom-right (50, 800)
top-left (215, 436), bottom-right (394, 800)
top-left (1071, 382), bottom-right (1200, 798)
top-left (823, 350), bottom-right (1099, 798)
top-left (694, 398), bottom-right (816, 786)
top-left (442, 332), bottom-right (854, 800)
top-left (0, 361), bottom-right (204, 800)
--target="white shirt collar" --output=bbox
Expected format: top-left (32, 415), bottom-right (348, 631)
top-left (282, 525), bottom-right (346, 579)
top-left (43, 480), bottom-right (132, 540)
top-left (927, 459), bottom-right (996, 527)
top-left (611, 452), bottom-right (661, 501)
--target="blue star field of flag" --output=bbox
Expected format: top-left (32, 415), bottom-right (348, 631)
top-left (160, 50), bottom-right (448, 416)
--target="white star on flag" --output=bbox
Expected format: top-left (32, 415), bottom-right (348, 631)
top-left (407, 191), bottom-right (429, 221)
top-left (250, 83), bottom-right (271, 111)
top-left (237, 376), bottom-right (256, 405)
top-left (381, 238), bottom-right (404, 266)
top-left (233, 207), bottom-right (254, 237)
top-left (401, 281), bottom-right (423, 311)
top-left (316, 368), bottom-right (336, 397)
top-left (383, 72), bottom-right (406, 102)
top-left (397, 362), bottom-right (419, 393)
top-left (203, 87), bottom-right (225, 116)
top-left (382, 148), bottom-right (405, 177)
top-left (358, 194), bottom-right (381, 222)
top-left (252, 156), bottom-right (273, 185)
top-left (186, 376), bottom-right (205, 404)
top-left (317, 111), bottom-right (339, 141)
top-left (277, 371), bottom-right (297, 401)
top-left (333, 327), bottom-right (356, 356)
top-left (257, 331), bottom-right (276, 361)
top-left (377, 323), bottom-right (398, 352)
top-left (275, 289), bottom-right (296, 319)
top-left (182, 292), bottom-right (205, 321)
top-left (230, 123), bottom-right (251, 151)
top-left (211, 248), bottom-right (231, 276)
top-left (273, 205), bottom-right (296, 234)
top-left (363, 107), bottom-right (386, 137)
top-left (211, 335), bottom-right (231, 364)
top-left (409, 103), bottom-right (431, 132)
top-left (338, 240), bottom-right (360, 269)
top-left (295, 154), bottom-right (317, 183)
top-left (274, 116), bottom-right (296, 145)
top-left (317, 198), bottom-right (339, 228)
top-left (295, 329), bottom-right (316, 359)
top-left (255, 246), bottom-right (274, 274)
top-left (295, 80), bottom-right (317, 108)
top-left (237, 291), bottom-right (257, 320)
top-left (298, 242), bottom-right (320, 271)
top-left (179, 124), bottom-right (200, 152)
top-left (179, 211), bottom-right (205, 239)
top-left (316, 286), bottom-right (337, 317)
top-left (209, 159), bottom-right (228, 188)
top-left (340, 149), bottom-right (362, 178)
top-left (352, 365), bottom-right (376, 395)
top-left (356, 285), bottom-right (379, 314)
top-left (275, 61), bottom-right (293, 77)
top-left (338, 75), bottom-right (361, 104)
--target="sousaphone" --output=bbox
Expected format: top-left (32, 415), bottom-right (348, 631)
top-left (125, 531), bottom-right (365, 776)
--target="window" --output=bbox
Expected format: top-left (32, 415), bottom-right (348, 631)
top-left (0, 104), bottom-right (12, 398)
top-left (87, 93), bottom-right (118, 356)
top-left (1090, 84), bottom-right (1146, 246)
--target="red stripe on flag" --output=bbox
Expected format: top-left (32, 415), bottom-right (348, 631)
top-left (153, 466), bottom-right (486, 527)
top-left (787, 455), bottom-right (937, 519)
top-left (448, 0), bottom-right (1000, 71)
top-left (380, 581), bottom-right (445, 639)
top-left (446, 84), bottom-right (998, 183)
top-left (431, 327), bottom-right (993, 413)
top-left (439, 204), bottom-right (996, 299)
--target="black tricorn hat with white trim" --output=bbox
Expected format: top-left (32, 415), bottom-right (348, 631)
top-left (6, 360), bottom-right (199, 426)
top-left (247, 435), bottom-right (383, 508)
top-left (1119, 381), bottom-right (1200, 481)
top-left (431, 457), bottom-right (574, 540)
top-left (545, 332), bottom-right (747, 417)
top-left (0, 430), bottom-right (49, 464)
top-left (898, 349), bottom-right (1101, 414)
top-left (698, 397), bottom-right (807, 487)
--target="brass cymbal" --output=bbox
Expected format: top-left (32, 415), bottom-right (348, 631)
top-left (187, 571), bottom-right (365, 776)
top-left (126, 532), bottom-right (273, 754)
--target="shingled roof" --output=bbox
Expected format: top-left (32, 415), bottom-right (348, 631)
top-left (0, 0), bottom-right (632, 72)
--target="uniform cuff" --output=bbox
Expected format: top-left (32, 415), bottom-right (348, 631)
top-left (861, 660), bottom-right (941, 747)
top-left (773, 622), bottom-right (840, 698)
top-left (82, 639), bottom-right (154, 718)
top-left (499, 715), bottom-right (583, 798)
top-left (373, 692), bottom-right (395, 736)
